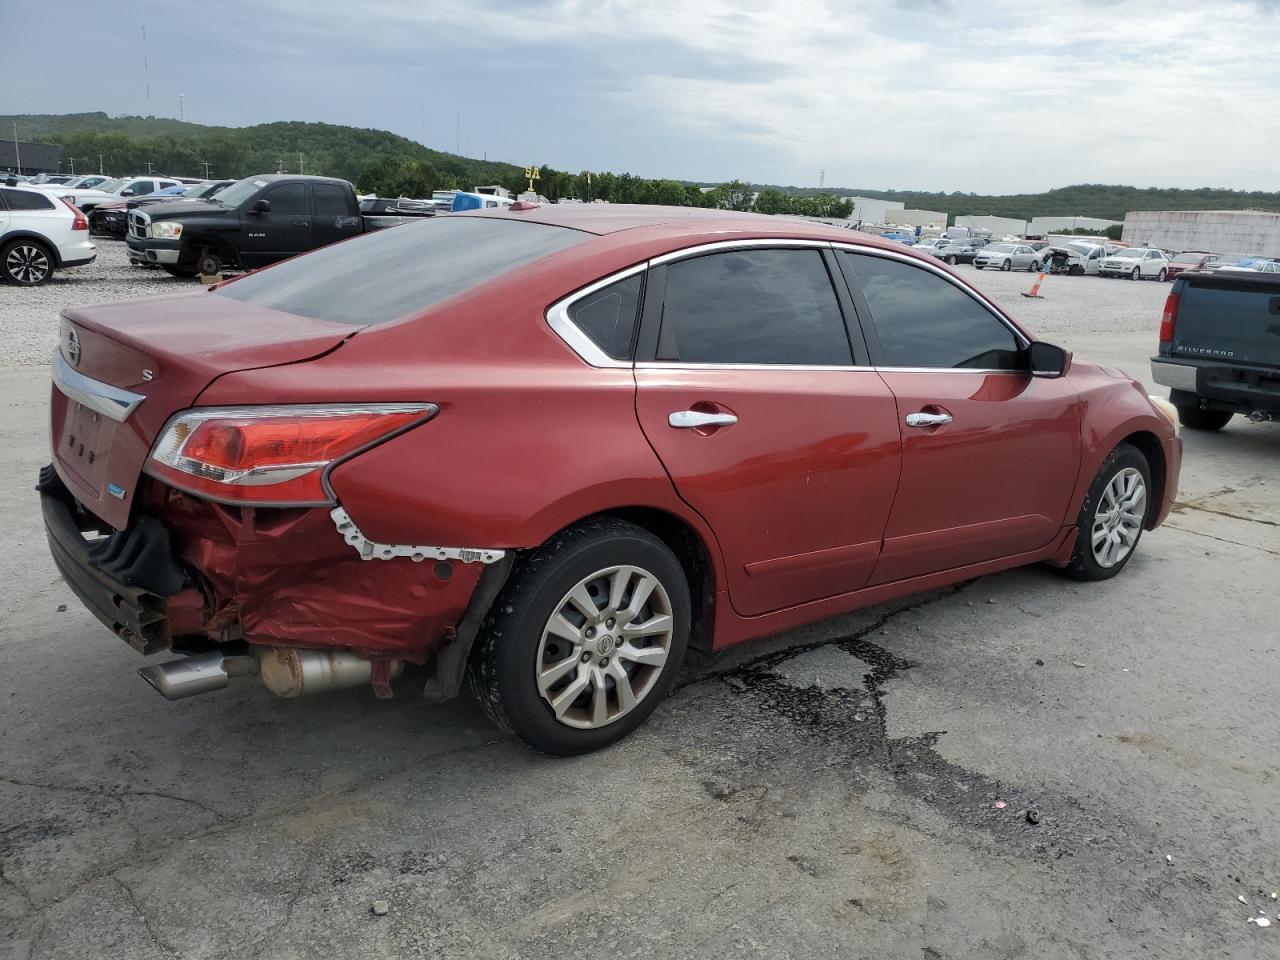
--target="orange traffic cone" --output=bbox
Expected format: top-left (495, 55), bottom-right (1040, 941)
top-left (1021, 273), bottom-right (1046, 299)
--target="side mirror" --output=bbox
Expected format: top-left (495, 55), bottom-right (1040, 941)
top-left (1029, 341), bottom-right (1071, 379)
top-left (252, 198), bottom-right (271, 215)
top-left (121, 188), bottom-right (135, 196)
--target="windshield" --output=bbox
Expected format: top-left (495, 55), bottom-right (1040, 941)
top-left (1112, 249), bottom-right (1145, 259)
top-left (94, 178), bottom-right (125, 193)
top-left (1172, 253), bottom-right (1204, 264)
top-left (985, 243), bottom-right (1016, 253)
top-left (210, 177), bottom-right (271, 207)
top-left (1067, 243), bottom-right (1096, 256)
top-left (216, 217), bottom-right (588, 324)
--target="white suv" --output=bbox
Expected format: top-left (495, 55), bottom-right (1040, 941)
top-left (1099, 247), bottom-right (1169, 280)
top-left (0, 184), bottom-right (97, 285)
top-left (57, 176), bottom-right (184, 212)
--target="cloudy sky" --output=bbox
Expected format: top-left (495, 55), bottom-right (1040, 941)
top-left (5, 0), bottom-right (1279, 193)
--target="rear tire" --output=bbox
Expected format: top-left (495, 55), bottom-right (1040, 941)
top-left (1030, 260), bottom-right (1041, 272)
top-left (1157, 268), bottom-right (1168, 281)
top-left (1175, 405), bottom-right (1233, 431)
top-left (1, 238), bottom-right (54, 286)
top-left (945, 254), bottom-right (957, 265)
top-left (467, 518), bottom-right (690, 756)
top-left (1061, 443), bottom-right (1151, 582)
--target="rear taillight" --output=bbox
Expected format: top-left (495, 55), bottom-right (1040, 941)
top-left (1160, 291), bottom-right (1179, 344)
top-left (145, 404), bottom-right (437, 505)
top-left (60, 197), bottom-right (88, 230)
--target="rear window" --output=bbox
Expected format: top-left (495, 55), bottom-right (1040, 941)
top-left (217, 216), bottom-right (587, 324)
top-left (1, 189), bottom-right (56, 210)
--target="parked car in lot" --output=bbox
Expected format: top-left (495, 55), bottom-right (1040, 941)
top-left (927, 239), bottom-right (982, 265)
top-left (89, 180), bottom-right (234, 238)
top-left (1100, 248), bottom-right (1169, 280)
top-left (125, 174), bottom-right (420, 276)
top-left (0, 183), bottom-right (96, 285)
top-left (41, 205), bottom-right (1182, 753)
top-left (1151, 268), bottom-right (1280, 430)
top-left (1165, 251), bottom-right (1219, 280)
top-left (973, 242), bottom-right (1041, 271)
top-left (31, 174), bottom-right (112, 192)
top-left (1216, 258), bottom-right (1280, 274)
top-left (359, 197), bottom-right (436, 216)
top-left (1044, 241), bottom-right (1104, 276)
top-left (57, 176), bottom-right (185, 212)
top-left (1200, 253), bottom-right (1255, 273)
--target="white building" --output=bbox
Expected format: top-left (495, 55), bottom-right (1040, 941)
top-left (1028, 216), bottom-right (1121, 235)
top-left (889, 208), bottom-right (947, 228)
top-left (955, 215), bottom-right (1027, 237)
top-left (1122, 209), bottom-right (1280, 257)
top-left (841, 196), bottom-right (905, 225)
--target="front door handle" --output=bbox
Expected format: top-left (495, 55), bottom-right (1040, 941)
top-left (905, 411), bottom-right (953, 428)
top-left (669, 410), bottom-right (738, 429)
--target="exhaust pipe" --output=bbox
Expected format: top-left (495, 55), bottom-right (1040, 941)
top-left (254, 648), bottom-right (402, 699)
top-left (139, 651), bottom-right (258, 700)
top-left (139, 648), bottom-right (401, 701)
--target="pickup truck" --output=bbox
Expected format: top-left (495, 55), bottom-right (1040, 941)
top-left (1151, 269), bottom-right (1280, 430)
top-left (126, 174), bottom-right (415, 277)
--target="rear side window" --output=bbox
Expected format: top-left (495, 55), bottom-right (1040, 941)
top-left (217, 217), bottom-right (587, 324)
top-left (843, 253), bottom-right (1022, 370)
top-left (1, 189), bottom-right (55, 210)
top-left (569, 274), bottom-right (642, 360)
top-left (657, 249), bottom-right (852, 365)
top-left (315, 183), bottom-right (354, 216)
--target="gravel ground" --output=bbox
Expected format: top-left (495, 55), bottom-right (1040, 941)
top-left (0, 240), bottom-right (1173, 365)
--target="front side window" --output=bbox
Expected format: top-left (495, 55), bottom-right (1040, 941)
top-left (656, 249), bottom-right (852, 365)
top-left (843, 253), bottom-right (1022, 370)
top-left (265, 183), bottom-right (309, 215)
top-left (131, 181), bottom-right (156, 195)
top-left (568, 273), bottom-right (642, 360)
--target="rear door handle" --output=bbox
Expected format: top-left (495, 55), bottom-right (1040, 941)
top-left (669, 410), bottom-right (738, 429)
top-left (905, 412), bottom-right (953, 428)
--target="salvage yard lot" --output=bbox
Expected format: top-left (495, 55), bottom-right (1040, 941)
top-left (2, 242), bottom-right (1277, 959)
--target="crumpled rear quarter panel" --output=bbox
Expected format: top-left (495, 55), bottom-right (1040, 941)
top-left (146, 483), bottom-right (481, 659)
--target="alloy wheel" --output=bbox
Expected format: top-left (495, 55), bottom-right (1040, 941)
top-left (535, 564), bottom-right (674, 730)
top-left (5, 244), bottom-right (50, 284)
top-left (1131, 267), bottom-right (1140, 280)
top-left (1091, 467), bottom-right (1146, 568)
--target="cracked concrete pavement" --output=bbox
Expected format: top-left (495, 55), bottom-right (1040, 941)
top-left (2, 262), bottom-right (1278, 958)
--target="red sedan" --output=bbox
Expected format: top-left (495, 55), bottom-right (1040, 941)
top-left (42, 204), bottom-right (1182, 754)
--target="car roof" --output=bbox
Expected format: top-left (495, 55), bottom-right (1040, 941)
top-left (461, 202), bottom-right (906, 248)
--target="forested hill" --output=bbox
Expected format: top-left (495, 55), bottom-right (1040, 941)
top-left (758, 183), bottom-right (1280, 223)
top-left (7, 113), bottom-right (1278, 220)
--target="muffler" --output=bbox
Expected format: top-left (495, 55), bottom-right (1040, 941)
top-left (139, 651), bottom-right (258, 700)
top-left (254, 647), bottom-right (402, 699)
top-left (139, 648), bottom-right (401, 701)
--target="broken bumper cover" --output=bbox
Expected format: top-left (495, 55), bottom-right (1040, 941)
top-left (38, 465), bottom-right (192, 655)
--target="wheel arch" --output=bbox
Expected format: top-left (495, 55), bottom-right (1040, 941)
top-left (183, 232), bottom-right (238, 268)
top-left (0, 230), bottom-right (60, 266)
top-left (1118, 430), bottom-right (1166, 529)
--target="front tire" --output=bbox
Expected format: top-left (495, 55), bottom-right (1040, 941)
top-left (1, 239), bottom-right (54, 286)
top-left (1175, 404), bottom-right (1233, 431)
top-left (467, 518), bottom-right (691, 755)
top-left (195, 249), bottom-right (223, 277)
top-left (1130, 266), bottom-right (1141, 281)
top-left (1001, 259), bottom-right (1012, 272)
top-left (1062, 443), bottom-right (1150, 582)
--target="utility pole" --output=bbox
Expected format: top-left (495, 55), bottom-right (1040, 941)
top-left (141, 26), bottom-right (151, 113)
top-left (68, 157), bottom-right (75, 175)
top-left (145, 160), bottom-right (154, 175)
top-left (201, 160), bottom-right (211, 178)
top-left (12, 122), bottom-right (20, 176)
top-left (179, 92), bottom-right (185, 122)
top-left (277, 159), bottom-right (285, 174)
top-left (298, 152), bottom-right (305, 174)
top-left (819, 169), bottom-right (825, 189)
top-left (97, 154), bottom-right (104, 174)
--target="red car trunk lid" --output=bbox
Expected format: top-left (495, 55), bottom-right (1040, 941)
top-left (52, 291), bottom-right (362, 529)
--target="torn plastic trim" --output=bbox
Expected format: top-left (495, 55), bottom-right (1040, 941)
top-left (330, 506), bottom-right (506, 564)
